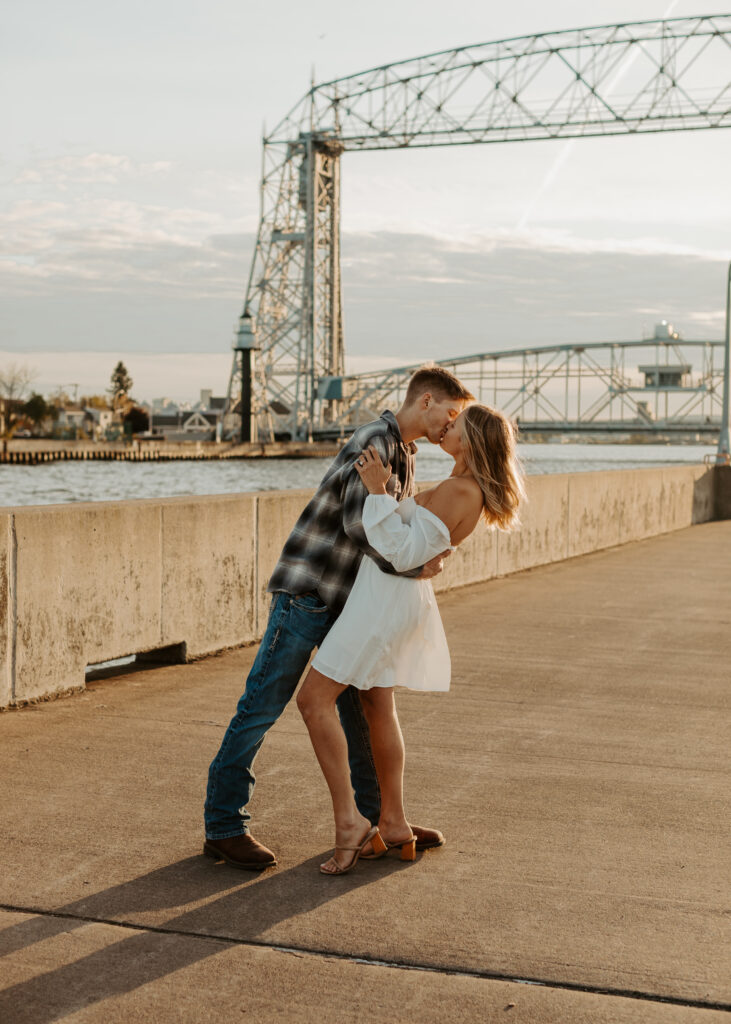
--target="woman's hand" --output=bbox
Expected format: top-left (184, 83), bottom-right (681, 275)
top-left (354, 445), bottom-right (391, 494)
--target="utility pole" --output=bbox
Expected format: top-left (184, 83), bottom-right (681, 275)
top-left (717, 261), bottom-right (731, 465)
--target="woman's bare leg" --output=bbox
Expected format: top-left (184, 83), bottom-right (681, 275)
top-left (297, 668), bottom-right (372, 871)
top-left (359, 687), bottom-right (412, 844)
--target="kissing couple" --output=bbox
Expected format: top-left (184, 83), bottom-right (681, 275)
top-left (204, 365), bottom-right (524, 874)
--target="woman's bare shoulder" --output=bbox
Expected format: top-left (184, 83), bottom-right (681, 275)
top-left (423, 476), bottom-right (482, 520)
top-left (433, 476), bottom-right (482, 500)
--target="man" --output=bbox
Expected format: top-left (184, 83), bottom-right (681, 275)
top-left (204, 364), bottom-right (474, 869)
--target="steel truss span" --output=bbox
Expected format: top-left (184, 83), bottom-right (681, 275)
top-left (325, 338), bottom-right (727, 438)
top-left (224, 15), bottom-right (731, 441)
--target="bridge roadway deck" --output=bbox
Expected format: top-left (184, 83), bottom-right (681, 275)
top-left (0, 521), bottom-right (729, 1023)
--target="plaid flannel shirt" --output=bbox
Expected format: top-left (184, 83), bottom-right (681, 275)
top-left (267, 410), bottom-right (420, 614)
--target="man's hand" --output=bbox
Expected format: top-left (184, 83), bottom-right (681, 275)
top-left (418, 548), bottom-right (452, 580)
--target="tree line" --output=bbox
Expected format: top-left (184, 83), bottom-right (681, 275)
top-left (0, 361), bottom-right (149, 438)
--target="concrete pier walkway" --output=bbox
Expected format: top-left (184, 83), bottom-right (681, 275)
top-left (1, 521), bottom-right (729, 1023)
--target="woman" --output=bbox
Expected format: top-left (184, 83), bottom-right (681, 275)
top-left (296, 403), bottom-right (524, 875)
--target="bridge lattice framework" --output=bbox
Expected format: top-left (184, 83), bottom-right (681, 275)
top-left (223, 15), bottom-right (731, 441)
top-left (316, 337), bottom-right (726, 438)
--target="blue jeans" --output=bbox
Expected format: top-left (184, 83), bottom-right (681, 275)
top-left (204, 590), bottom-right (382, 839)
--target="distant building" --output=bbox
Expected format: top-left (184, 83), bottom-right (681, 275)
top-left (134, 391), bottom-right (225, 441)
top-left (83, 406), bottom-right (114, 439)
top-left (637, 320), bottom-right (692, 391)
top-left (144, 410), bottom-right (218, 441)
top-left (148, 397), bottom-right (184, 416)
top-left (56, 405), bottom-right (87, 431)
top-left (193, 389), bottom-right (226, 414)
top-left (652, 320), bottom-right (680, 341)
top-left (182, 390), bottom-right (228, 439)
top-left (638, 364), bottom-right (692, 389)
top-left (49, 404), bottom-right (115, 438)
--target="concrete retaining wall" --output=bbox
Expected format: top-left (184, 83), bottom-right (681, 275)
top-left (1, 464), bottom-right (727, 708)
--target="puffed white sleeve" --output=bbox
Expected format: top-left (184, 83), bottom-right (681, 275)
top-left (362, 494), bottom-right (452, 572)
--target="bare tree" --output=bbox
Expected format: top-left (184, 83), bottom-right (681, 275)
top-left (0, 362), bottom-right (38, 402)
top-left (0, 362), bottom-right (39, 436)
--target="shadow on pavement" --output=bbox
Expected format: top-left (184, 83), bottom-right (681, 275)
top-left (0, 851), bottom-right (413, 1023)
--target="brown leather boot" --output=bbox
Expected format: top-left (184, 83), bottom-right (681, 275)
top-left (203, 834), bottom-right (277, 870)
top-left (411, 824), bottom-right (446, 851)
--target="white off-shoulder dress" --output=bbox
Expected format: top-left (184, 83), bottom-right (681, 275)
top-left (311, 494), bottom-right (453, 692)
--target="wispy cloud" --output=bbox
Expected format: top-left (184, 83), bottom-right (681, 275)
top-left (12, 153), bottom-right (173, 187)
top-left (1, 226), bottom-right (725, 355)
top-left (3, 144), bottom-right (729, 309)
top-left (1, 143), bottom-right (727, 368)
top-left (0, 200), bottom-right (249, 296)
top-left (0, 150), bottom-right (261, 297)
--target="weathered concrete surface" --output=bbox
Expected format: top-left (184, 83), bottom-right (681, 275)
top-left (13, 501), bottom-right (163, 704)
top-left (0, 512), bottom-right (11, 708)
top-left (160, 494), bottom-right (258, 656)
top-left (0, 521), bottom-right (729, 1021)
top-left (0, 464), bottom-right (723, 706)
top-left (255, 489), bottom-right (313, 633)
top-left (1, 910), bottom-right (728, 1024)
top-left (495, 469), bottom-right (569, 576)
top-left (715, 464), bottom-right (731, 519)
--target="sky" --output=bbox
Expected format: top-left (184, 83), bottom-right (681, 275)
top-left (1, 0), bottom-right (729, 404)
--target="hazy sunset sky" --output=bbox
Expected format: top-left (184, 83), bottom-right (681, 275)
top-left (2, 0), bottom-right (729, 403)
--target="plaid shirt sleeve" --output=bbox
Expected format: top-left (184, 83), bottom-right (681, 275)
top-left (340, 434), bottom-right (423, 579)
top-left (267, 413), bottom-right (421, 613)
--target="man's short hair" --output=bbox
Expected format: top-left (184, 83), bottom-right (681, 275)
top-left (404, 364), bottom-right (475, 405)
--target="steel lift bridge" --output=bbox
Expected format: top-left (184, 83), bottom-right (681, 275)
top-left (223, 14), bottom-right (731, 442)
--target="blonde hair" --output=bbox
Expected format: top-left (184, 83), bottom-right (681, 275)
top-left (461, 404), bottom-right (525, 530)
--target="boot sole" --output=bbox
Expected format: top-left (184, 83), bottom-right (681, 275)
top-left (203, 842), bottom-right (277, 871)
top-left (415, 837), bottom-right (446, 852)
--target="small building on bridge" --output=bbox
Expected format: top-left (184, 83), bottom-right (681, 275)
top-left (638, 364), bottom-right (692, 389)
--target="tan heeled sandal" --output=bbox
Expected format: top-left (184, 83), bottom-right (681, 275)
top-left (361, 833), bottom-right (417, 861)
top-left (320, 826), bottom-right (387, 875)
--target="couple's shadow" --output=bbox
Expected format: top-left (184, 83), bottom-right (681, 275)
top-left (0, 847), bottom-right (415, 1023)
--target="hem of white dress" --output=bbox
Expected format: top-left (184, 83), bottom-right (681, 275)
top-left (311, 654), bottom-right (449, 693)
top-left (310, 654), bottom-right (394, 690)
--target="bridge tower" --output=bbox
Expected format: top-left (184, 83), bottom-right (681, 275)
top-left (223, 15), bottom-right (731, 441)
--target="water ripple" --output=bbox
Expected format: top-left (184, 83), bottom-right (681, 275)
top-left (0, 442), bottom-right (716, 508)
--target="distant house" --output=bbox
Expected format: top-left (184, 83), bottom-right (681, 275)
top-left (83, 407), bottom-right (114, 437)
top-left (182, 411), bottom-right (218, 436)
top-left (134, 391), bottom-right (226, 441)
top-left (56, 405), bottom-right (87, 431)
top-left (192, 391), bottom-right (226, 416)
top-left (168, 390), bottom-right (228, 440)
top-left (147, 410), bottom-right (218, 441)
top-left (51, 405), bottom-right (114, 438)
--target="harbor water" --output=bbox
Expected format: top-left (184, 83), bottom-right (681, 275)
top-left (0, 442), bottom-right (717, 508)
